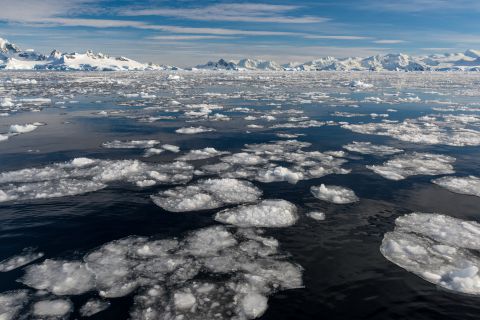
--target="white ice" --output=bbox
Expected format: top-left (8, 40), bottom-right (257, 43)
top-left (215, 199), bottom-right (298, 227)
top-left (343, 141), bottom-right (403, 156)
top-left (432, 176), bottom-right (480, 198)
top-left (310, 184), bottom-right (359, 204)
top-left (381, 213), bottom-right (480, 295)
top-left (367, 152), bottom-right (455, 180)
top-left (0, 248), bottom-right (44, 272)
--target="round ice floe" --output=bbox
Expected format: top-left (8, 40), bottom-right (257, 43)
top-left (151, 178), bottom-right (262, 212)
top-left (215, 199), bottom-right (298, 228)
top-left (241, 292), bottom-right (268, 318)
top-left (21, 260), bottom-right (95, 295)
top-left (367, 152), bottom-right (455, 180)
top-left (381, 212), bottom-right (480, 295)
top-left (432, 176), bottom-right (480, 198)
top-left (32, 299), bottom-right (72, 317)
top-left (310, 184), bottom-right (359, 204)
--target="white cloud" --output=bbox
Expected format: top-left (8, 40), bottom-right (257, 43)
top-left (122, 3), bottom-right (328, 24)
top-left (304, 35), bottom-right (371, 40)
top-left (373, 40), bottom-right (406, 44)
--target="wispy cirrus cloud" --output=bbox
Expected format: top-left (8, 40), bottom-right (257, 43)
top-left (373, 39), bottom-right (406, 44)
top-left (121, 3), bottom-right (328, 24)
top-left (304, 35), bottom-right (371, 40)
top-left (361, 0), bottom-right (480, 12)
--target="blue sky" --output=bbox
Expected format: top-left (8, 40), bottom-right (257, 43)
top-left (0, 0), bottom-right (479, 66)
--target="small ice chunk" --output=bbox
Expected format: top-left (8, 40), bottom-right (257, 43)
top-left (80, 299), bottom-right (111, 317)
top-left (32, 299), bottom-right (72, 317)
top-left (177, 147), bottom-right (229, 161)
top-left (162, 144), bottom-right (180, 153)
top-left (215, 199), bottom-right (298, 228)
top-left (343, 141), bottom-right (403, 156)
top-left (175, 126), bottom-right (215, 134)
top-left (9, 124), bottom-right (38, 133)
top-left (102, 139), bottom-right (159, 149)
top-left (310, 184), bottom-right (359, 204)
top-left (174, 291), bottom-right (196, 310)
top-left (241, 292), bottom-right (268, 318)
top-left (306, 211), bottom-right (325, 221)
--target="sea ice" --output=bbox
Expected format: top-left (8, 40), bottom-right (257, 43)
top-left (310, 184), bottom-right (359, 204)
top-left (343, 141), bottom-right (403, 156)
top-left (32, 299), bottom-right (73, 317)
top-left (215, 199), bottom-right (298, 227)
top-left (176, 126), bottom-right (215, 134)
top-left (0, 248), bottom-right (44, 272)
top-left (432, 176), bottom-right (480, 198)
top-left (367, 152), bottom-right (455, 180)
top-left (381, 213), bottom-right (480, 295)
top-left (151, 178), bottom-right (262, 212)
top-left (102, 139), bottom-right (160, 149)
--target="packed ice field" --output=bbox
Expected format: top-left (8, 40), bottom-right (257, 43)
top-left (0, 70), bottom-right (480, 319)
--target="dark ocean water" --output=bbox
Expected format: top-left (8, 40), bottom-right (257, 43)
top-left (0, 71), bottom-right (480, 319)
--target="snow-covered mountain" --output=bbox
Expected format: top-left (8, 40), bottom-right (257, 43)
top-left (196, 51), bottom-right (480, 72)
top-left (0, 37), bottom-right (174, 71)
top-left (2, 36), bottom-right (480, 72)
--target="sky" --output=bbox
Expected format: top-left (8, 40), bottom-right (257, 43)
top-left (0, 0), bottom-right (479, 66)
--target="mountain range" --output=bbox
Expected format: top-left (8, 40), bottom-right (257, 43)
top-left (1, 37), bottom-right (480, 72)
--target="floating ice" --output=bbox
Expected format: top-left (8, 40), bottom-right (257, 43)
top-left (215, 199), bottom-right (298, 228)
top-left (367, 152), bottom-right (455, 180)
top-left (176, 126), bottom-right (215, 134)
top-left (342, 117), bottom-right (480, 146)
top-left (306, 211), bottom-right (326, 221)
top-left (102, 139), bottom-right (159, 149)
top-left (177, 148), bottom-right (229, 161)
top-left (9, 123), bottom-right (38, 133)
top-left (32, 299), bottom-right (72, 317)
top-left (13, 225), bottom-right (302, 319)
top-left (162, 144), bottom-right (180, 153)
top-left (0, 248), bottom-right (44, 272)
top-left (151, 178), bottom-right (262, 212)
top-left (80, 299), bottom-right (111, 317)
top-left (310, 184), bottom-right (359, 204)
top-left (381, 213), bottom-right (480, 295)
top-left (432, 176), bottom-right (480, 198)
top-left (0, 290), bottom-right (29, 320)
top-left (0, 158), bottom-right (193, 202)
top-left (343, 141), bottom-right (403, 156)
top-left (21, 259), bottom-right (95, 295)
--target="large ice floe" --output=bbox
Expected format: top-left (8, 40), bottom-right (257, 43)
top-left (342, 115), bottom-right (480, 146)
top-left (6, 226), bottom-right (302, 319)
top-left (0, 157), bottom-right (194, 202)
top-left (432, 176), bottom-right (480, 198)
top-left (367, 152), bottom-right (455, 180)
top-left (151, 178), bottom-right (262, 212)
top-left (343, 141), bottom-right (403, 156)
top-left (381, 213), bottom-right (480, 295)
top-left (214, 199), bottom-right (298, 228)
top-left (196, 140), bottom-right (350, 184)
top-left (310, 184), bottom-right (359, 204)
